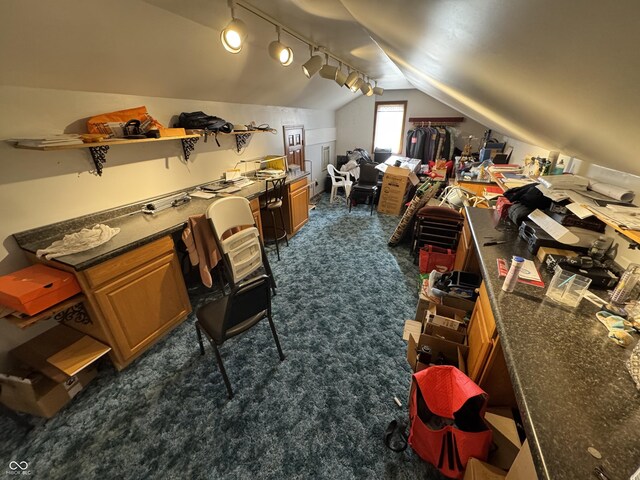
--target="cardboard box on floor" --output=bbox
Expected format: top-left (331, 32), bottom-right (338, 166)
top-left (1, 324), bottom-right (109, 417)
top-left (378, 166), bottom-right (418, 215)
top-left (0, 365), bottom-right (96, 418)
top-left (416, 296), bottom-right (468, 335)
top-left (407, 330), bottom-right (468, 374)
top-left (463, 439), bottom-right (537, 480)
top-left (485, 408), bottom-right (522, 472)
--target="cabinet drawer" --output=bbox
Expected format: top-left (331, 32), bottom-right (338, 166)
top-left (289, 177), bottom-right (308, 193)
top-left (83, 236), bottom-right (174, 289)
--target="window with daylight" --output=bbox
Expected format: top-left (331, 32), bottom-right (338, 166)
top-left (373, 101), bottom-right (407, 154)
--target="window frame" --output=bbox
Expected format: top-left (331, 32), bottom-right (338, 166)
top-left (372, 100), bottom-right (408, 155)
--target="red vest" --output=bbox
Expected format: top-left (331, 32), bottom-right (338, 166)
top-left (409, 366), bottom-right (493, 479)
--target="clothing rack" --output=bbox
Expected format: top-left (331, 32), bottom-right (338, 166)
top-left (408, 117), bottom-right (464, 127)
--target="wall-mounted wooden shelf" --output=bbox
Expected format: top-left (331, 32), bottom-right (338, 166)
top-left (220, 129), bottom-right (276, 152)
top-left (409, 117), bottom-right (465, 126)
top-left (13, 134), bottom-right (201, 176)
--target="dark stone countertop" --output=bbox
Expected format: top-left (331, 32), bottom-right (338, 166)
top-left (465, 207), bottom-right (640, 480)
top-left (14, 171), bottom-right (310, 271)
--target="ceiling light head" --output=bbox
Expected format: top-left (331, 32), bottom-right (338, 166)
top-left (319, 54), bottom-right (338, 80)
top-left (372, 81), bottom-right (384, 95)
top-left (344, 71), bottom-right (360, 90)
top-left (335, 63), bottom-right (347, 86)
top-left (351, 77), bottom-right (364, 92)
top-left (268, 26), bottom-right (293, 66)
top-left (220, 2), bottom-right (247, 54)
top-left (302, 46), bottom-right (323, 78)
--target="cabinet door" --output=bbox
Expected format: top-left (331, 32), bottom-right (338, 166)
top-left (249, 197), bottom-right (263, 239)
top-left (454, 221), bottom-right (470, 271)
top-left (289, 182), bottom-right (309, 234)
top-left (467, 300), bottom-right (493, 382)
top-left (93, 252), bottom-right (191, 359)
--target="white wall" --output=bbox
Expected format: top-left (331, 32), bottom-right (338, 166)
top-left (335, 89), bottom-right (489, 157)
top-left (0, 85), bottom-right (335, 367)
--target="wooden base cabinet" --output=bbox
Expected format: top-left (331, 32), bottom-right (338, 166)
top-left (278, 176), bottom-right (309, 237)
top-left (46, 236), bottom-right (192, 370)
top-left (467, 281), bottom-right (517, 407)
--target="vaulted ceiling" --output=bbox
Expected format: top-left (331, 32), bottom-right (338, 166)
top-left (1, 0), bottom-right (639, 172)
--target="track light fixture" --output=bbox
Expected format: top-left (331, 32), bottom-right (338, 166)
top-left (373, 81), bottom-right (384, 96)
top-left (360, 76), bottom-right (373, 96)
top-left (335, 62), bottom-right (348, 86)
top-left (222, 2), bottom-right (384, 92)
top-left (302, 46), bottom-right (323, 78)
top-left (352, 75), bottom-right (364, 93)
top-left (319, 54), bottom-right (339, 81)
top-left (268, 26), bottom-right (293, 66)
top-left (221, 0), bottom-right (247, 54)
top-left (344, 70), bottom-right (360, 90)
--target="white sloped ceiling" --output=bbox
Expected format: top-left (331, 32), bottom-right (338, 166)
top-left (340, 0), bottom-right (640, 173)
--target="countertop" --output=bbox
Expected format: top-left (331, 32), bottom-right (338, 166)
top-left (465, 207), bottom-right (640, 480)
top-left (14, 171), bottom-right (309, 271)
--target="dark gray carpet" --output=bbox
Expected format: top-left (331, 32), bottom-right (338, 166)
top-left (1, 194), bottom-right (445, 479)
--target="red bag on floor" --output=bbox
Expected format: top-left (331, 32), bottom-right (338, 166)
top-left (409, 366), bottom-right (492, 479)
top-left (419, 245), bottom-right (455, 274)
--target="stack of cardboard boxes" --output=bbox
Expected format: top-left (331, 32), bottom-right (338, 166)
top-left (404, 291), bottom-right (537, 479)
top-left (0, 264), bottom-right (110, 418)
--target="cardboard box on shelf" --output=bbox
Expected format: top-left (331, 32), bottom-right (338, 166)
top-left (0, 264), bottom-right (81, 316)
top-left (0, 365), bottom-right (97, 418)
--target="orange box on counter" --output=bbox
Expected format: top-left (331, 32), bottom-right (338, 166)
top-left (0, 264), bottom-right (81, 316)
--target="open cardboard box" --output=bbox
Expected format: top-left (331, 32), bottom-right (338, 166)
top-left (426, 303), bottom-right (468, 333)
top-left (463, 440), bottom-right (537, 480)
top-left (407, 331), bottom-right (468, 374)
top-left (0, 364), bottom-right (96, 418)
top-left (1, 324), bottom-right (110, 417)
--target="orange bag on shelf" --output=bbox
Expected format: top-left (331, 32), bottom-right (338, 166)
top-left (87, 106), bottom-right (164, 137)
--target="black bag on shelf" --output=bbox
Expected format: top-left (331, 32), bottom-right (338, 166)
top-left (177, 111), bottom-right (233, 146)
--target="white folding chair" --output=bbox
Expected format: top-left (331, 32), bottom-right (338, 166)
top-left (206, 196), bottom-right (276, 293)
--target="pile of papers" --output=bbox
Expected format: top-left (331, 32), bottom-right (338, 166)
top-left (256, 169), bottom-right (286, 179)
top-left (11, 134), bottom-right (84, 147)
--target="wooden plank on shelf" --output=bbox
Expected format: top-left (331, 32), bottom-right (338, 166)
top-left (13, 134), bottom-right (200, 151)
top-left (10, 324), bottom-right (109, 382)
top-left (47, 336), bottom-right (111, 377)
top-left (5, 294), bottom-right (86, 329)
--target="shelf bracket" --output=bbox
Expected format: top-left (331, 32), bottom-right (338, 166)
top-left (181, 137), bottom-right (199, 160)
top-left (235, 133), bottom-right (252, 152)
top-left (89, 145), bottom-right (110, 176)
top-left (54, 303), bottom-right (92, 326)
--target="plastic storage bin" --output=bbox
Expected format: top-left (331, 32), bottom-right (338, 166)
top-left (545, 266), bottom-right (592, 307)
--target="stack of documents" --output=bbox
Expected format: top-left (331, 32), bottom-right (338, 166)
top-left (11, 134), bottom-right (84, 147)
